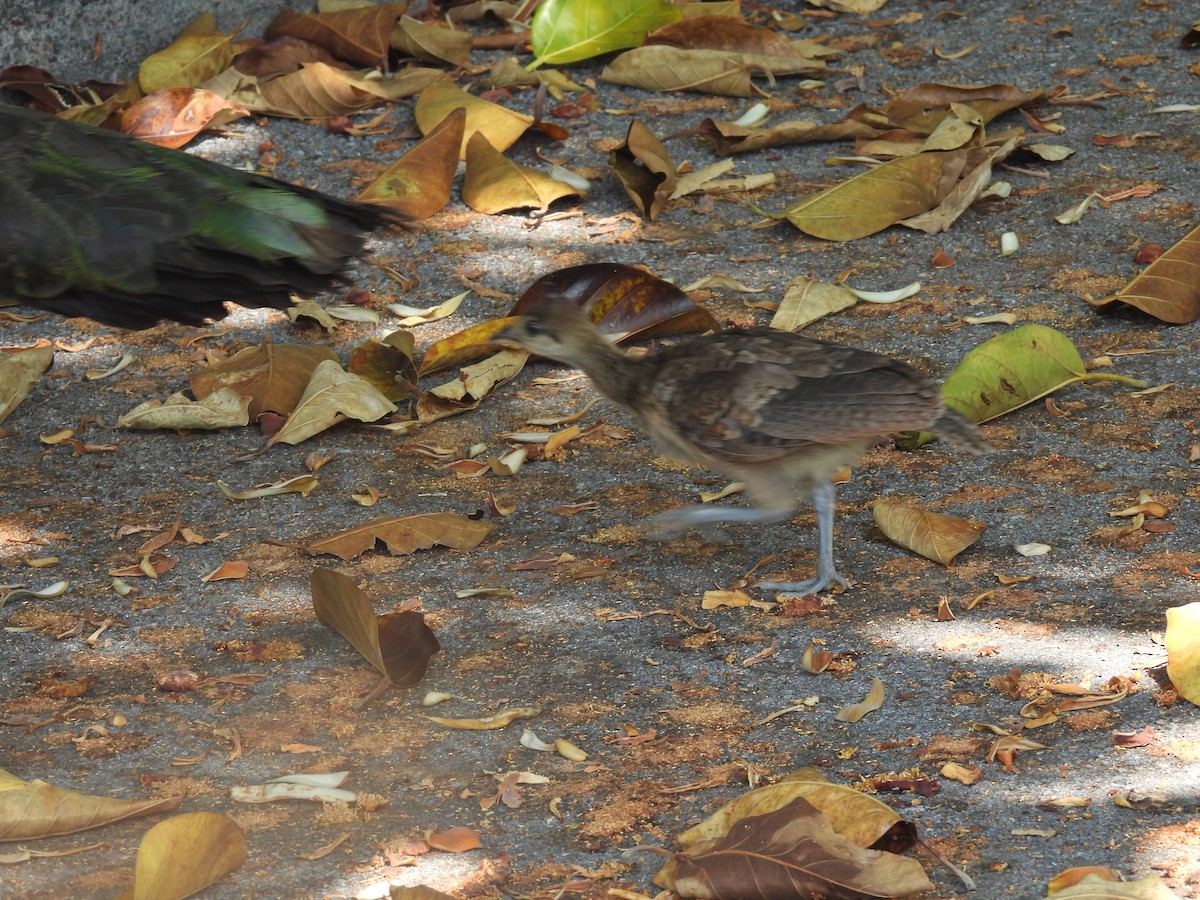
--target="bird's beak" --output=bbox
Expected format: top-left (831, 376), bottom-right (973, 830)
top-left (490, 316), bottom-right (524, 349)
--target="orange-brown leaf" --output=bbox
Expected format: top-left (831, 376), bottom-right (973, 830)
top-left (304, 513), bottom-right (494, 561)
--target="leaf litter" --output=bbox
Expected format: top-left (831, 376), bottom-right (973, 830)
top-left (2, 2), bottom-right (1199, 899)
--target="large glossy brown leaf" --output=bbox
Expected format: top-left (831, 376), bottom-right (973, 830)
top-left (420, 264), bottom-right (718, 376)
top-left (0, 768), bottom-right (182, 841)
top-left (191, 343), bottom-right (339, 419)
top-left (1089, 223), bottom-right (1200, 323)
top-left (304, 513), bottom-right (494, 560)
top-left (266, 4), bottom-right (408, 69)
top-left (610, 119), bottom-right (677, 220)
top-left (665, 796), bottom-right (933, 899)
top-left (357, 107), bottom-right (466, 218)
top-left (512, 263), bottom-right (720, 340)
top-left (311, 568), bottom-right (440, 686)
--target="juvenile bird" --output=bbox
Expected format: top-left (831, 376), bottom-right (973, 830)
top-left (0, 104), bottom-right (402, 328)
top-left (496, 295), bottom-right (987, 595)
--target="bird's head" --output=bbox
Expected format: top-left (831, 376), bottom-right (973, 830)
top-left (493, 295), bottom-right (603, 364)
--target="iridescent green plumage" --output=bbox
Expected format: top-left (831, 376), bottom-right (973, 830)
top-left (0, 104), bottom-right (401, 328)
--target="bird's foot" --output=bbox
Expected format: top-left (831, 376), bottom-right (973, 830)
top-left (757, 570), bottom-right (851, 598)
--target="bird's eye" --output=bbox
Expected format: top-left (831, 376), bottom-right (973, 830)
top-left (525, 320), bottom-right (545, 336)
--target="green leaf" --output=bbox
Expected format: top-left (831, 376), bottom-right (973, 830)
top-left (530, 0), bottom-right (682, 67)
top-left (897, 324), bottom-right (1146, 449)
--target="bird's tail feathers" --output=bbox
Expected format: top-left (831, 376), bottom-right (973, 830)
top-left (933, 407), bottom-right (990, 455)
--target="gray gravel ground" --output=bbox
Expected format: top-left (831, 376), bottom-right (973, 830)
top-left (2, 1), bottom-right (1199, 898)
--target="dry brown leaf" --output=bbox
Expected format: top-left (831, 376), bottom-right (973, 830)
top-left (191, 343), bottom-right (339, 419)
top-left (267, 360), bottom-right (397, 447)
top-left (426, 826), bottom-right (483, 852)
top-left (201, 561), bottom-right (248, 582)
top-left (698, 109), bottom-right (885, 155)
top-left (117, 389), bottom-right (251, 430)
top-left (357, 108), bottom-right (466, 218)
top-left (600, 45), bottom-right (817, 97)
top-left (304, 513), bottom-right (493, 560)
top-left (873, 502), bottom-right (987, 565)
top-left (347, 331), bottom-right (417, 403)
top-left (646, 15), bottom-right (824, 60)
top-left (119, 87), bottom-right (246, 148)
top-left (1089, 222), bottom-right (1200, 323)
top-left (1046, 871), bottom-right (1180, 899)
top-left (389, 888), bottom-right (457, 900)
top-left (0, 346), bottom-right (55, 426)
top-left (661, 795), bottom-right (932, 899)
top-left (137, 15), bottom-right (239, 93)
top-left (226, 63), bottom-right (441, 119)
top-left (413, 80), bottom-right (533, 159)
top-left (835, 677), bottom-right (885, 723)
top-left (128, 812), bottom-right (246, 900)
top-left (770, 279), bottom-right (858, 332)
top-left (783, 152), bottom-right (963, 241)
top-left (311, 568), bottom-right (440, 687)
top-left (462, 131), bottom-right (581, 214)
top-left (391, 15), bottom-right (473, 67)
top-left (1165, 603), bottom-right (1200, 706)
top-left (886, 83), bottom-right (1045, 133)
top-left (0, 768), bottom-right (182, 841)
top-left (939, 762), bottom-right (982, 785)
top-left (426, 706), bottom-right (539, 730)
top-left (610, 119), bottom-right (677, 220)
top-left (266, 4), bottom-right (407, 68)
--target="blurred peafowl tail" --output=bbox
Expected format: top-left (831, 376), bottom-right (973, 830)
top-left (0, 104), bottom-right (402, 328)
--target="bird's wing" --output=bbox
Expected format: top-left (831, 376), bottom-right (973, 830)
top-left (648, 330), bottom-right (942, 463)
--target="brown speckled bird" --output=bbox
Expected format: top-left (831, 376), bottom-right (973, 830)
top-left (496, 295), bottom-right (988, 596)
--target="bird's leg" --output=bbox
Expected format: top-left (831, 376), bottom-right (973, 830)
top-left (757, 480), bottom-right (851, 597)
top-left (647, 494), bottom-right (798, 539)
